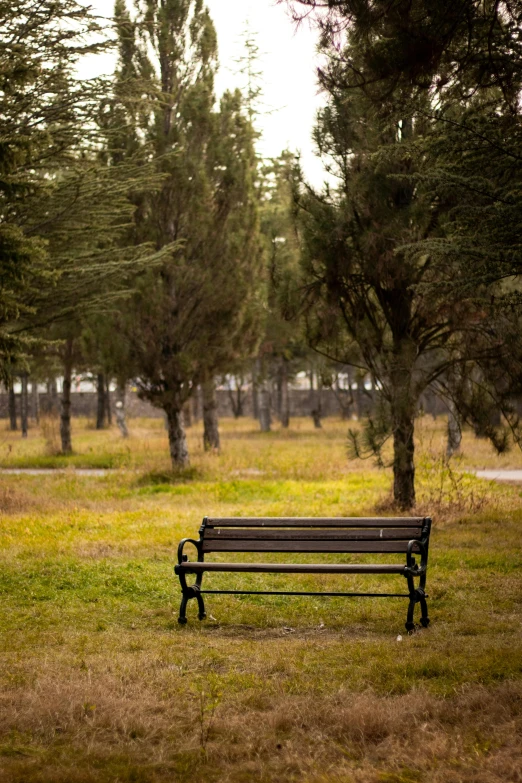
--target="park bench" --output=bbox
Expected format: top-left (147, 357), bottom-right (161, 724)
top-left (174, 516), bottom-right (431, 632)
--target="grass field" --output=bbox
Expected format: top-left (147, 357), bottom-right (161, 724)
top-left (0, 415), bottom-right (521, 782)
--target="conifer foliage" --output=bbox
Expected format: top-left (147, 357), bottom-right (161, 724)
top-left (111, 0), bottom-right (262, 468)
top-left (0, 0), bottom-right (108, 371)
top-left (286, 0), bottom-right (522, 508)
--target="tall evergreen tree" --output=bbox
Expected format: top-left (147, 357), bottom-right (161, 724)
top-left (285, 0), bottom-right (522, 301)
top-left (258, 152), bottom-right (308, 429)
top-left (111, 0), bottom-right (263, 468)
top-left (0, 0), bottom-right (169, 458)
top-left (0, 0), bottom-right (106, 372)
top-left (287, 4), bottom-right (522, 508)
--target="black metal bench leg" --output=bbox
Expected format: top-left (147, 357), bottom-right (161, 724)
top-left (405, 588), bottom-right (429, 633)
top-left (419, 593), bottom-right (430, 628)
top-left (178, 593), bottom-right (189, 625)
top-left (405, 596), bottom-right (416, 633)
top-left (178, 585), bottom-right (206, 624)
top-left (194, 586), bottom-right (206, 620)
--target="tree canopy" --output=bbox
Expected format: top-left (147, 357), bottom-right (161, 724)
top-left (0, 0), bottom-right (107, 370)
top-left (285, 0), bottom-right (522, 507)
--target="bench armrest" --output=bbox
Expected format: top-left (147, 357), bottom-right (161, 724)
top-left (406, 538), bottom-right (427, 571)
top-left (177, 537), bottom-right (203, 565)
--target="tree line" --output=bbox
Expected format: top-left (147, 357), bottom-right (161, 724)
top-left (2, 0), bottom-right (522, 508)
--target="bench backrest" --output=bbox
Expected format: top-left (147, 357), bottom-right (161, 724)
top-left (201, 517), bottom-right (431, 555)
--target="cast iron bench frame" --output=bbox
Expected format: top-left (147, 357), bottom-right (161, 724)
top-left (174, 516), bottom-right (431, 632)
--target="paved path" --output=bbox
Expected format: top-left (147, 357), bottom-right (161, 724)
top-left (475, 469), bottom-right (522, 482)
top-left (1, 467), bottom-right (522, 481)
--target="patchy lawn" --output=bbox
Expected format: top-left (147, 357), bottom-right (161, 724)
top-left (0, 416), bottom-right (521, 782)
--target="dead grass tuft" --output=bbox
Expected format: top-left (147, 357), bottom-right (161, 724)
top-left (0, 485), bottom-right (23, 513)
top-left (39, 413), bottom-right (62, 457)
top-left (0, 484), bottom-right (41, 514)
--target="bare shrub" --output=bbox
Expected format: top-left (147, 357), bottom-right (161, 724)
top-left (415, 451), bottom-right (488, 514)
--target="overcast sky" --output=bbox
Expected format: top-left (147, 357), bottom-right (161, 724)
top-left (206, 0), bottom-right (326, 184)
top-left (85, 0), bottom-right (327, 185)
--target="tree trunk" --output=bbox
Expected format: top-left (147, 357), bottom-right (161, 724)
top-left (105, 379), bottom-right (112, 426)
top-left (252, 359), bottom-right (260, 420)
top-left (20, 372), bottom-right (28, 438)
top-left (8, 381), bottom-right (17, 431)
top-left (227, 385), bottom-right (238, 418)
top-left (192, 387), bottom-right (200, 423)
top-left (202, 378), bottom-right (220, 451)
top-left (235, 381), bottom-right (244, 417)
top-left (60, 338), bottom-right (74, 454)
top-left (276, 370), bottom-right (282, 421)
top-left (227, 378), bottom-right (244, 418)
top-left (355, 381), bottom-right (364, 421)
top-left (96, 373), bottom-right (105, 429)
top-left (446, 400), bottom-right (462, 458)
top-left (183, 400), bottom-right (192, 428)
top-left (390, 359), bottom-right (416, 510)
top-left (165, 403), bottom-right (190, 468)
top-left (335, 376), bottom-right (353, 420)
top-left (115, 381), bottom-right (129, 438)
top-left (280, 357), bottom-right (290, 428)
top-left (48, 378), bottom-right (59, 414)
top-left (310, 370), bottom-right (322, 428)
top-left (31, 382), bottom-right (40, 424)
top-left (392, 413), bottom-right (415, 509)
top-left (259, 385), bottom-right (271, 432)
top-left (191, 386), bottom-right (201, 424)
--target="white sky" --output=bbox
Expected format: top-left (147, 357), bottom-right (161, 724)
top-left (84, 0), bottom-right (327, 185)
top-left (207, 0), bottom-right (326, 184)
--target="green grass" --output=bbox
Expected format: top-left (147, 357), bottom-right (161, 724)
top-left (0, 415), bottom-right (521, 782)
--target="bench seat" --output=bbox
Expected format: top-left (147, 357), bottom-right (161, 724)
top-left (177, 562), bottom-right (408, 574)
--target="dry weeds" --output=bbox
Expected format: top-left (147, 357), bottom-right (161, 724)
top-left (1, 657), bottom-right (521, 782)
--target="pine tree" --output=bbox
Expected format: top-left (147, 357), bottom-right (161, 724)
top-left (295, 87), bottom-right (430, 506)
top-left (284, 0), bottom-right (522, 507)
top-left (258, 152), bottom-right (309, 429)
top-left (111, 0), bottom-right (263, 468)
top-left (0, 0), bottom-right (107, 373)
top-left (0, 0), bottom-right (170, 458)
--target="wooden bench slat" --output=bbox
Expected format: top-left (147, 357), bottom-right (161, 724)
top-left (202, 540), bottom-right (421, 554)
top-left (206, 517), bottom-right (425, 528)
top-left (205, 528), bottom-right (421, 541)
top-left (178, 562), bottom-right (407, 574)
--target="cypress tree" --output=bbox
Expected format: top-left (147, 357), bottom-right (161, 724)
top-left (111, 0), bottom-right (263, 468)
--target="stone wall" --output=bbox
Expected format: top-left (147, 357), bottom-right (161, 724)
top-left (0, 387), bottom-right (451, 421)
top-left (0, 389), bottom-right (356, 420)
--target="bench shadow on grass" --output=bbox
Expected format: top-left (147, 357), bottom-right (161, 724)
top-left (191, 618), bottom-right (387, 641)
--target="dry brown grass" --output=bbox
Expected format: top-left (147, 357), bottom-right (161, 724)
top-left (1, 653), bottom-right (521, 782)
